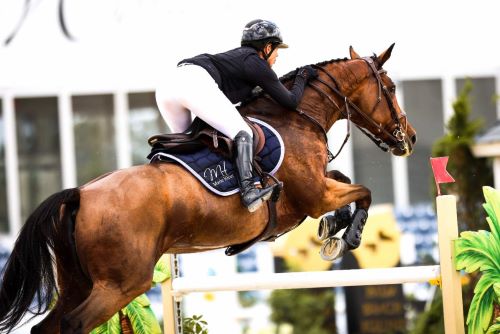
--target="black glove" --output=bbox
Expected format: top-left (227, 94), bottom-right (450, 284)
top-left (297, 65), bottom-right (318, 81)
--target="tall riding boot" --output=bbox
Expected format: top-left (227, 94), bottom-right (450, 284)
top-left (234, 131), bottom-right (276, 212)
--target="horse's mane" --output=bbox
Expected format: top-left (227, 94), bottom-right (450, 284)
top-left (242, 57), bottom-right (349, 106)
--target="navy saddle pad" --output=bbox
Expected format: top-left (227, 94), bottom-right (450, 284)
top-left (149, 118), bottom-right (285, 196)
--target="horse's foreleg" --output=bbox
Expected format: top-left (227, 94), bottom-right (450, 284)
top-left (308, 177), bottom-right (371, 218)
top-left (309, 177), bottom-right (371, 260)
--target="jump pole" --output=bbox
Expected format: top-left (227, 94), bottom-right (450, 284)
top-left (161, 195), bottom-right (464, 334)
top-left (436, 195), bottom-right (465, 334)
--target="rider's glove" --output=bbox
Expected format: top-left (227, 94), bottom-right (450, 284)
top-left (297, 65), bottom-right (318, 81)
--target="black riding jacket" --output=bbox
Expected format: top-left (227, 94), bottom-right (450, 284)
top-left (178, 46), bottom-right (307, 109)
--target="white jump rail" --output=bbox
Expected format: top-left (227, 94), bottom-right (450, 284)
top-left (162, 195), bottom-right (465, 334)
top-left (171, 265), bottom-right (440, 296)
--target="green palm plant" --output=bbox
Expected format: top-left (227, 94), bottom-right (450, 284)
top-left (90, 254), bottom-right (171, 334)
top-left (455, 186), bottom-right (500, 334)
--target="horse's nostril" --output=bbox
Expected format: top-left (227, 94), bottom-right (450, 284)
top-left (411, 134), bottom-right (417, 145)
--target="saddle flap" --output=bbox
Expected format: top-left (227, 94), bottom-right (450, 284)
top-left (246, 120), bottom-right (266, 155)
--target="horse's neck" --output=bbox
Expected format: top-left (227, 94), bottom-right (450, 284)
top-left (240, 60), bottom-right (364, 131)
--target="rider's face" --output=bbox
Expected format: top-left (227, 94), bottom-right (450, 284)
top-left (262, 43), bottom-right (279, 68)
top-left (267, 47), bottom-right (278, 67)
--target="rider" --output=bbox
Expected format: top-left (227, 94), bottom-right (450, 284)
top-left (155, 19), bottom-right (318, 212)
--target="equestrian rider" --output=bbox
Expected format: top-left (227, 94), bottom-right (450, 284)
top-left (155, 19), bottom-right (317, 212)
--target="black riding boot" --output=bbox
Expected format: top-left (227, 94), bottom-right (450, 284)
top-left (234, 131), bottom-right (276, 212)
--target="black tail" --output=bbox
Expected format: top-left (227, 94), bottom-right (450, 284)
top-left (0, 188), bottom-right (80, 333)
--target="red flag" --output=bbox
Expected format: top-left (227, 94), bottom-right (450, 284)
top-left (430, 157), bottom-right (455, 196)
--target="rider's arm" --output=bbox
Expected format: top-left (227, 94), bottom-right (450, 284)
top-left (244, 56), bottom-right (308, 110)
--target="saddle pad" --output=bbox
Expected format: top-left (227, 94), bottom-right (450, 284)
top-left (149, 118), bottom-right (285, 196)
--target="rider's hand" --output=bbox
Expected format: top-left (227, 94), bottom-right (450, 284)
top-left (297, 65), bottom-right (318, 81)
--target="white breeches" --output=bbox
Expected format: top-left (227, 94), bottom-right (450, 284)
top-left (155, 64), bottom-right (253, 139)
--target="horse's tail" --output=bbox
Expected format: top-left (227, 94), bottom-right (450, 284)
top-left (0, 188), bottom-right (80, 333)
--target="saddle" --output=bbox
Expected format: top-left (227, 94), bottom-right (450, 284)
top-left (147, 117), bottom-right (266, 159)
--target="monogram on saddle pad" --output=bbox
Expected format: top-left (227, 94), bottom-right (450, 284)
top-left (147, 117), bottom-right (284, 196)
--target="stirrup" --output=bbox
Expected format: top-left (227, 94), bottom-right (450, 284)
top-left (242, 184), bottom-right (277, 213)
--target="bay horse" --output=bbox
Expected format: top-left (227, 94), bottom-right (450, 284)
top-left (0, 44), bottom-right (416, 333)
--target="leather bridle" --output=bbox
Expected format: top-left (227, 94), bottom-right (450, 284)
top-left (295, 56), bottom-right (410, 161)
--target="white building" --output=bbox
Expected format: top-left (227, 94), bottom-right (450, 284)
top-left (1, 0), bottom-right (500, 333)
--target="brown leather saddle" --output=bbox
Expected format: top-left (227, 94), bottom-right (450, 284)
top-left (147, 117), bottom-right (266, 159)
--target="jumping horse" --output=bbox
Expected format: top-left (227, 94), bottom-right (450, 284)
top-left (0, 44), bottom-right (416, 333)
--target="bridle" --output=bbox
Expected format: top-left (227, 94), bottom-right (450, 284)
top-left (295, 56), bottom-right (410, 161)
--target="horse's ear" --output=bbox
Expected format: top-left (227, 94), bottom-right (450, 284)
top-left (349, 46), bottom-right (360, 59)
top-left (377, 43), bottom-right (395, 67)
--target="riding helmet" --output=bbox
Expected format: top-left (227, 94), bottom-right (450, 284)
top-left (241, 19), bottom-right (288, 49)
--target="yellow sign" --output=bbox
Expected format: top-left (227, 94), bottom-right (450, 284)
top-left (271, 204), bottom-right (401, 270)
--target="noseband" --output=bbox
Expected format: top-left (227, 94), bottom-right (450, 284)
top-left (296, 56), bottom-right (409, 161)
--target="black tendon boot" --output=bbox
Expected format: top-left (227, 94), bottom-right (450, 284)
top-left (234, 131), bottom-right (276, 212)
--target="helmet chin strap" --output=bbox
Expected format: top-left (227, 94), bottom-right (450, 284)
top-left (262, 43), bottom-right (278, 60)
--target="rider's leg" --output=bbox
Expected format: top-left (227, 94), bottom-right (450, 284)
top-left (175, 65), bottom-right (252, 139)
top-left (167, 64), bottom-right (276, 212)
top-left (233, 130), bottom-right (276, 212)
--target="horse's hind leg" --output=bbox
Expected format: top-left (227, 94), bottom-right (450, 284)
top-left (31, 264), bottom-right (92, 334)
top-left (60, 279), bottom-right (151, 334)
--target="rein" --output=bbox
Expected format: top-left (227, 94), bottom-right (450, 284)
top-left (294, 57), bottom-right (409, 160)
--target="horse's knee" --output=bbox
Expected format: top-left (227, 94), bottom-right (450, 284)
top-left (356, 187), bottom-right (372, 209)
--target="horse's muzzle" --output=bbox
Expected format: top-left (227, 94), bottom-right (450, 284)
top-left (391, 133), bottom-right (416, 157)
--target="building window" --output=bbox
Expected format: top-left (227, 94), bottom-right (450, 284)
top-left (402, 79), bottom-right (444, 204)
top-left (15, 97), bottom-right (62, 221)
top-left (0, 101), bottom-right (7, 232)
top-left (72, 94), bottom-right (117, 185)
top-left (352, 130), bottom-right (394, 205)
top-left (128, 92), bottom-right (168, 165)
top-left (456, 77), bottom-right (497, 127)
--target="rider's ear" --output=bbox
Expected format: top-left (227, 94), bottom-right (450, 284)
top-left (349, 46), bottom-right (360, 59)
top-left (265, 43), bottom-right (273, 53)
top-left (377, 43), bottom-right (395, 67)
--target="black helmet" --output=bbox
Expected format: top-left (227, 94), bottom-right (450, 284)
top-left (241, 19), bottom-right (288, 49)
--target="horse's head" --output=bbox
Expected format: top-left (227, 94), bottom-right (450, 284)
top-left (345, 44), bottom-right (416, 156)
top-left (316, 44), bottom-right (416, 157)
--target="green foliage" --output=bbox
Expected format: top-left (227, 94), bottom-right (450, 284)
top-left (122, 295), bottom-right (162, 334)
top-left (431, 79), bottom-right (493, 232)
top-left (455, 186), bottom-right (500, 334)
top-left (410, 290), bottom-right (444, 334)
top-left (90, 314), bottom-right (121, 334)
top-left (269, 288), bottom-right (335, 334)
top-left (183, 315), bottom-right (209, 334)
top-left (486, 317), bottom-right (500, 334)
top-left (153, 254), bottom-right (171, 284)
top-left (90, 255), bottom-right (171, 334)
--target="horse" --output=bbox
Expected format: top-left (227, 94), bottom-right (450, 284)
top-left (0, 44), bottom-right (416, 333)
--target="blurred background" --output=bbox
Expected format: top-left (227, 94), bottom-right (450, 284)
top-left (1, 0), bottom-right (499, 333)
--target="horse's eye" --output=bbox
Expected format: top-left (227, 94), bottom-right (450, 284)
top-left (390, 86), bottom-right (396, 94)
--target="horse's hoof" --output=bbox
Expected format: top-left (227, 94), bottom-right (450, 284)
top-left (318, 205), bottom-right (352, 241)
top-left (341, 209), bottom-right (368, 250)
top-left (320, 237), bottom-right (347, 261)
